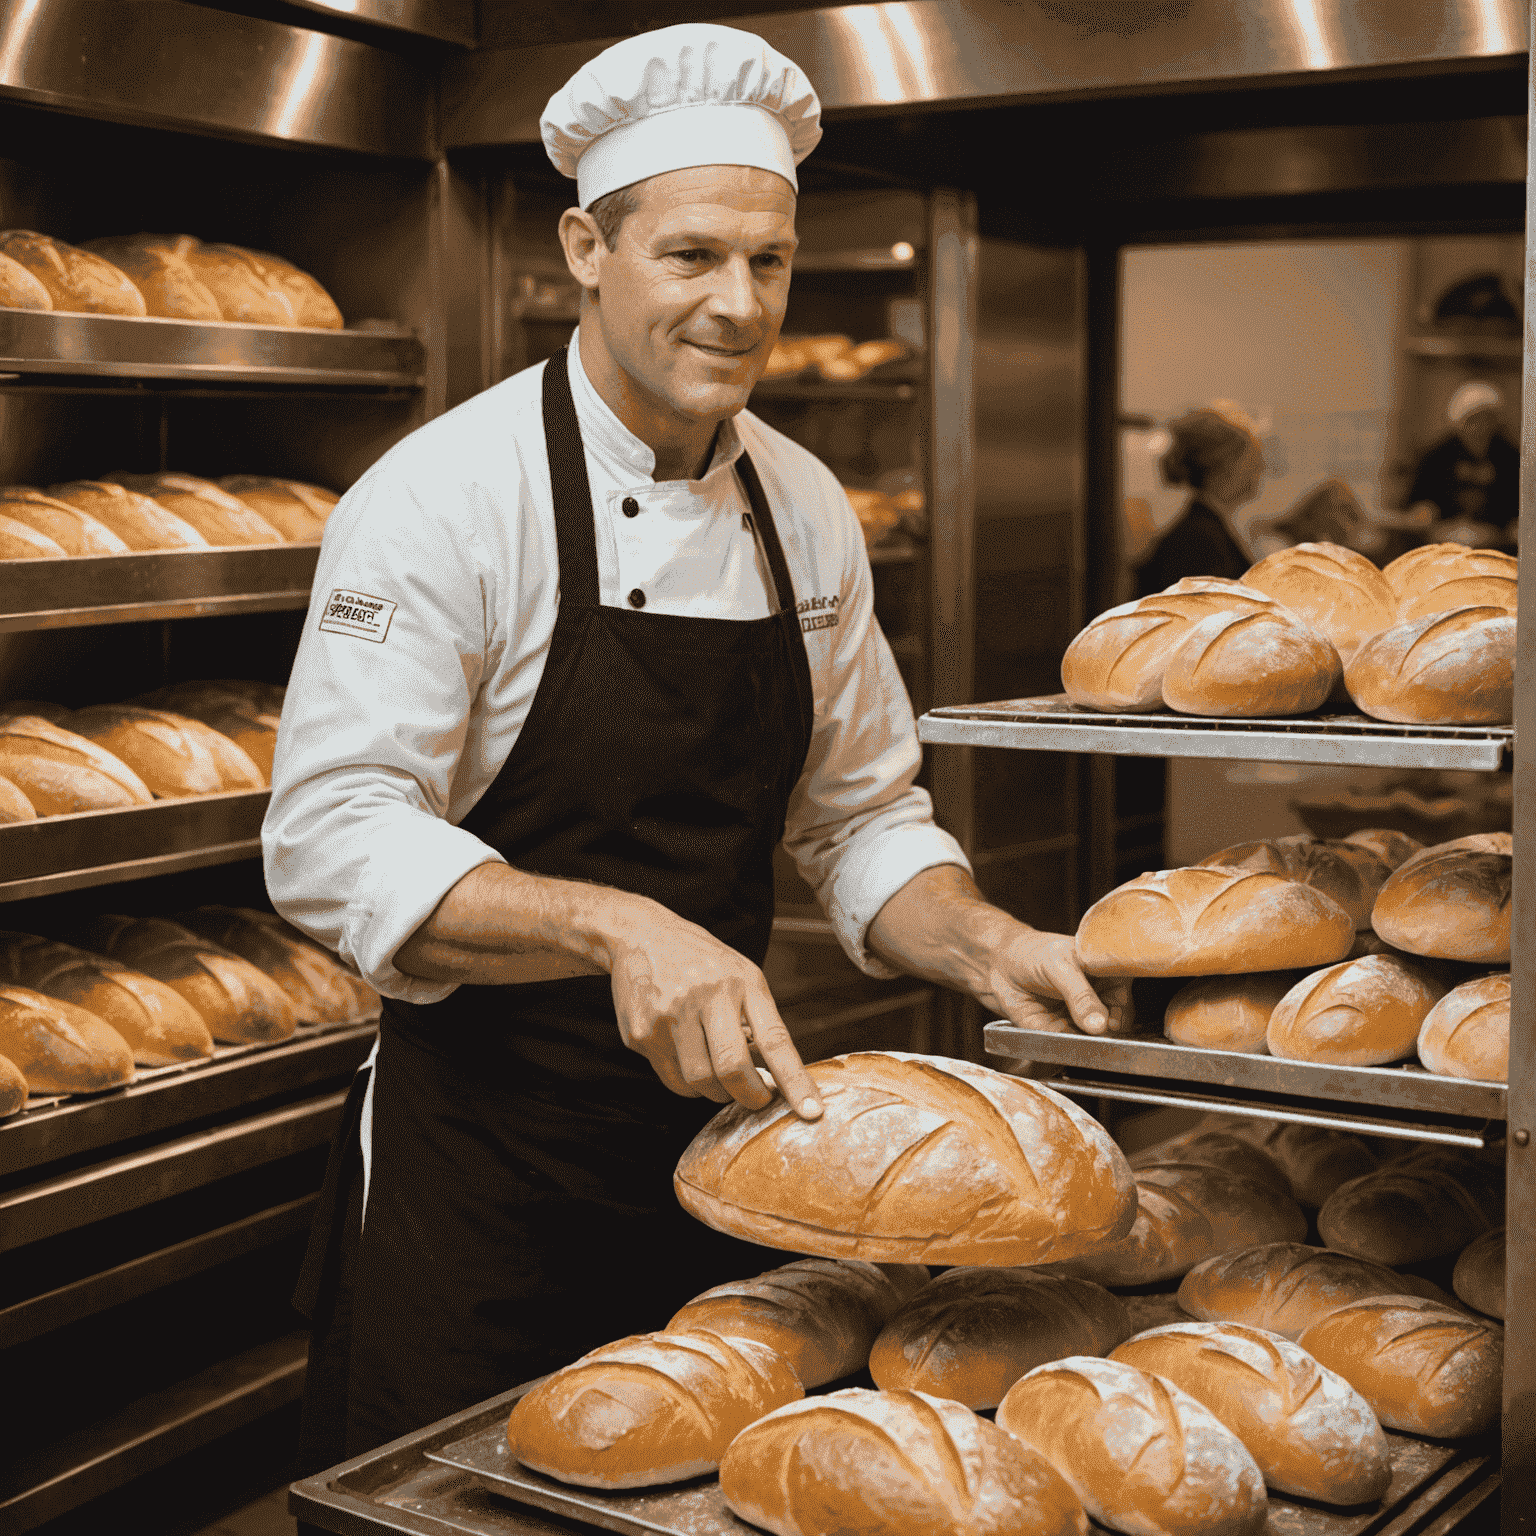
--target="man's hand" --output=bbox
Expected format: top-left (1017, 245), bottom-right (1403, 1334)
top-left (967, 927), bottom-right (1134, 1037)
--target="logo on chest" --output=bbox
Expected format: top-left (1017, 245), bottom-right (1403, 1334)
top-left (797, 594), bottom-right (840, 634)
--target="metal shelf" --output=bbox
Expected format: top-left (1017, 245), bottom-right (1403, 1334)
top-left (920, 694), bottom-right (1513, 770)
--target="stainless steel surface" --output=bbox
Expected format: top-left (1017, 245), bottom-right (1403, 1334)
top-left (442, 0), bottom-right (1525, 146)
top-left (282, 0), bottom-right (475, 45)
top-left (0, 0), bottom-right (433, 157)
top-left (0, 311), bottom-right (424, 388)
top-left (0, 836), bottom-right (263, 901)
top-left (984, 1023), bottom-right (1508, 1120)
top-left (921, 696), bottom-right (1513, 770)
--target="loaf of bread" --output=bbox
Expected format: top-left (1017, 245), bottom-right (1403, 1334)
top-left (46, 481), bottom-right (207, 552)
top-left (1042, 1177), bottom-right (1215, 1288)
top-left (217, 476), bottom-right (335, 540)
top-left (0, 932), bottom-right (213, 1065)
top-left (0, 715), bottom-right (153, 814)
top-left (1453, 1227), bottom-right (1505, 1319)
top-left (1417, 972), bottom-right (1509, 1081)
top-left (103, 473), bottom-right (284, 546)
top-left (0, 774), bottom-right (36, 822)
top-left (1371, 833), bottom-right (1511, 962)
top-left (667, 1259), bottom-right (928, 1388)
top-left (80, 915), bottom-right (296, 1044)
top-left (1132, 1162), bottom-right (1308, 1252)
top-left (722, 1386), bottom-right (1087, 1536)
top-left (675, 1052), bottom-right (1136, 1265)
top-left (242, 907), bottom-right (379, 1017)
top-left (1316, 1151), bottom-right (1504, 1265)
top-left (0, 231), bottom-right (146, 316)
top-left (1128, 1131), bottom-right (1291, 1195)
top-left (66, 705), bottom-right (265, 795)
top-left (0, 984), bottom-right (135, 1093)
top-left (1076, 866), bottom-right (1355, 978)
top-left (225, 246), bottom-right (343, 329)
top-left (0, 1053), bottom-right (26, 1115)
top-left (868, 1267), bottom-right (1130, 1409)
top-left (1197, 834), bottom-right (1387, 930)
top-left (1235, 1122), bottom-right (1379, 1208)
top-left (997, 1356), bottom-right (1266, 1536)
top-left (1111, 1322), bottom-right (1391, 1504)
top-left (1298, 1295), bottom-right (1502, 1437)
top-left (0, 249), bottom-right (52, 310)
top-left (1161, 608), bottom-right (1341, 717)
top-left (179, 241), bottom-right (295, 325)
top-left (79, 234), bottom-right (224, 321)
top-left (507, 1328), bottom-right (800, 1488)
top-left (0, 488), bottom-right (131, 555)
top-left (132, 680), bottom-right (282, 778)
top-left (1265, 953), bottom-right (1446, 1066)
top-left (1240, 542), bottom-right (1396, 662)
top-left (1342, 826), bottom-right (1423, 871)
top-left (0, 512), bottom-right (66, 560)
top-left (1346, 606), bottom-right (1515, 724)
top-left (1385, 543), bottom-right (1518, 619)
top-left (1163, 971), bottom-right (1304, 1052)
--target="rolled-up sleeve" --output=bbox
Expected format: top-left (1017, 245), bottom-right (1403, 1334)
top-left (782, 488), bottom-right (969, 977)
top-left (263, 469), bottom-right (506, 1001)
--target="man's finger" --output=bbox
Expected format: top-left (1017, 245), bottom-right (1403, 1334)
top-left (1043, 955), bottom-right (1113, 1035)
top-left (702, 991), bottom-right (773, 1110)
top-left (745, 990), bottom-right (821, 1120)
top-left (667, 1015), bottom-right (732, 1102)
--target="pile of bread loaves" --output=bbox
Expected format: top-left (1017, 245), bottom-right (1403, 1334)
top-left (495, 1053), bottom-right (1503, 1536)
top-left (0, 474), bottom-right (337, 560)
top-left (1062, 541), bottom-right (1516, 723)
top-left (0, 231), bottom-right (342, 327)
top-left (0, 680), bottom-right (286, 824)
top-left (762, 333), bottom-right (910, 381)
top-left (0, 907), bottom-right (379, 1114)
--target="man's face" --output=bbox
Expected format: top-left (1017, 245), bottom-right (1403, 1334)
top-left (585, 166), bottom-right (797, 426)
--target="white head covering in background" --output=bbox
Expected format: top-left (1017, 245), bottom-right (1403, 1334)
top-left (541, 23), bottom-right (823, 209)
top-left (1447, 380), bottom-right (1502, 424)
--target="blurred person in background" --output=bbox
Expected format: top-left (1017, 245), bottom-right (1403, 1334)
top-left (1404, 380), bottom-right (1519, 549)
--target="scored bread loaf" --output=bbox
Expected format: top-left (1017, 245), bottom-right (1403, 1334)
top-left (0, 249), bottom-right (52, 311)
top-left (226, 246), bottom-right (343, 329)
top-left (1196, 834), bottom-right (1387, 930)
top-left (103, 473), bottom-right (284, 546)
top-left (1417, 972), bottom-right (1509, 1081)
top-left (722, 1387), bottom-right (1087, 1536)
top-left (0, 488), bottom-right (131, 555)
top-left (0, 1053), bottom-right (26, 1116)
top-left (1453, 1227), bottom-right (1505, 1319)
top-left (0, 932), bottom-right (212, 1065)
top-left (1076, 865), bottom-right (1354, 978)
top-left (1342, 826), bottom-right (1423, 871)
top-left (0, 231), bottom-right (147, 316)
top-left (1234, 1122), bottom-right (1379, 1208)
top-left (0, 715), bottom-right (153, 814)
top-left (997, 1357), bottom-right (1266, 1536)
top-left (1371, 833), bottom-right (1511, 963)
top-left (80, 915), bottom-right (296, 1044)
top-left (1317, 1150), bottom-right (1504, 1266)
top-left (132, 680), bottom-right (282, 779)
top-left (66, 705), bottom-right (266, 795)
top-left (240, 908), bottom-right (379, 1017)
top-left (46, 481), bottom-right (207, 552)
top-left (1161, 607), bottom-right (1340, 718)
top-left (0, 775), bottom-right (36, 823)
top-left (1111, 1321), bottom-right (1391, 1504)
top-left (1346, 606), bottom-right (1515, 724)
top-left (79, 234), bottom-right (224, 321)
top-left (666, 1258), bottom-right (928, 1388)
top-left (217, 476), bottom-right (335, 540)
top-left (1298, 1295), bottom-right (1502, 1438)
top-left (868, 1267), bottom-right (1130, 1409)
top-left (1163, 970), bottom-right (1306, 1052)
top-left (1130, 1162), bottom-right (1307, 1251)
top-left (1128, 1131), bottom-right (1291, 1196)
top-left (181, 242), bottom-right (295, 325)
top-left (1265, 953), bottom-right (1446, 1066)
top-left (675, 1052), bottom-right (1136, 1265)
top-left (1385, 543), bottom-right (1518, 619)
top-left (1240, 541), bottom-right (1396, 662)
top-left (0, 513), bottom-right (66, 559)
top-left (0, 985), bottom-right (135, 1093)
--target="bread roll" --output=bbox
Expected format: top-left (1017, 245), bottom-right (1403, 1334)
top-left (224, 246), bottom-right (343, 329)
top-left (0, 985), bottom-right (134, 1093)
top-left (79, 234), bottom-right (224, 321)
top-left (0, 1053), bottom-right (26, 1116)
top-left (1162, 608), bottom-right (1340, 717)
top-left (1111, 1322), bottom-right (1390, 1503)
top-left (103, 473), bottom-right (284, 546)
top-left (1240, 541), bottom-right (1396, 662)
top-left (506, 1328), bottom-right (801, 1488)
top-left (1417, 972), bottom-right (1509, 1081)
top-left (1265, 953), bottom-right (1445, 1066)
top-left (1298, 1295), bottom-right (1502, 1437)
top-left (1316, 1152), bottom-right (1503, 1265)
top-left (1346, 606), bottom-right (1515, 724)
top-left (0, 715), bottom-right (153, 814)
top-left (217, 476), bottom-right (333, 540)
top-left (667, 1259), bottom-right (928, 1388)
top-left (723, 1386), bottom-right (1086, 1536)
top-left (1453, 1227), bottom-right (1505, 1319)
top-left (0, 231), bottom-right (146, 316)
top-left (0, 489), bottom-right (131, 555)
top-left (1343, 827), bottom-right (1423, 871)
top-left (80, 915), bottom-right (296, 1044)
top-left (181, 242), bottom-right (296, 326)
top-left (0, 513), bottom-right (67, 560)
top-left (0, 250), bottom-right (52, 310)
top-left (1076, 866), bottom-right (1354, 978)
top-left (66, 705), bottom-right (265, 796)
top-left (1236, 1123), bottom-right (1379, 1208)
top-left (46, 481), bottom-right (208, 552)
top-left (1197, 835), bottom-right (1385, 930)
top-left (0, 774), bottom-right (36, 822)
top-left (868, 1267), bottom-right (1130, 1409)
top-left (1385, 543), bottom-right (1518, 619)
top-left (132, 680), bottom-right (282, 778)
top-left (1128, 1132), bottom-right (1290, 1196)
top-left (675, 1052), bottom-right (1137, 1265)
top-left (1163, 971), bottom-right (1303, 1052)
top-left (1371, 833), bottom-right (1511, 963)
top-left (997, 1357), bottom-right (1266, 1536)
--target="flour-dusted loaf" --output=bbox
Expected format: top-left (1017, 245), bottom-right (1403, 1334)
top-left (1371, 833), bottom-right (1511, 962)
top-left (182, 241), bottom-right (296, 325)
top-left (1076, 866), bottom-right (1355, 978)
top-left (1453, 1227), bottom-right (1505, 1319)
top-left (1196, 835), bottom-right (1387, 931)
top-left (1298, 1295), bottom-right (1503, 1438)
top-left (1161, 607), bottom-right (1340, 718)
top-left (1235, 1123), bottom-right (1379, 1208)
top-left (1265, 953), bottom-right (1446, 1066)
top-left (0, 231), bottom-right (147, 316)
top-left (0, 513), bottom-right (66, 560)
top-left (1342, 827), bottom-right (1424, 870)
top-left (0, 775), bottom-right (35, 823)
top-left (507, 1328), bottom-right (801, 1489)
top-left (1129, 1163), bottom-right (1308, 1253)
top-left (0, 714), bottom-right (153, 814)
top-left (103, 473), bottom-right (285, 546)
top-left (1385, 543), bottom-right (1518, 620)
top-left (0, 488), bottom-right (131, 555)
top-left (868, 1267), bottom-right (1130, 1409)
top-left (0, 1053), bottom-right (26, 1115)
top-left (675, 1052), bottom-right (1137, 1265)
top-left (1346, 606), bottom-right (1515, 724)
top-left (1316, 1150), bottom-right (1504, 1265)
top-left (1128, 1132), bottom-right (1291, 1197)
top-left (722, 1387), bottom-right (1087, 1536)
top-left (46, 481), bottom-right (208, 552)
top-left (80, 915), bottom-right (296, 1044)
top-left (1417, 972), bottom-right (1509, 1081)
top-left (667, 1259), bottom-right (928, 1388)
top-left (240, 908), bottom-right (380, 1017)
top-left (0, 249), bottom-right (51, 311)
top-left (79, 234), bottom-right (224, 320)
top-left (1163, 971), bottom-right (1306, 1052)
top-left (0, 985), bottom-right (135, 1093)
top-left (133, 679), bottom-right (284, 778)
top-left (225, 245), bottom-right (344, 328)
top-left (997, 1356), bottom-right (1266, 1536)
top-left (0, 931), bottom-right (212, 1065)
top-left (1240, 541), bottom-right (1396, 662)
top-left (66, 705), bottom-right (265, 796)
top-left (218, 476), bottom-right (335, 540)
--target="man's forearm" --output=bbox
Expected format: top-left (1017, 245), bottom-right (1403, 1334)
top-left (866, 864), bottom-right (1020, 993)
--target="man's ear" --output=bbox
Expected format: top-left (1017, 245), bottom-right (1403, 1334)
top-left (559, 207), bottom-right (605, 292)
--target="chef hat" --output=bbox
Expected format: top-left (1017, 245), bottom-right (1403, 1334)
top-left (1448, 380), bottom-right (1503, 424)
top-left (541, 23), bottom-right (822, 210)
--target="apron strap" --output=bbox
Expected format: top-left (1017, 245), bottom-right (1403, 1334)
top-left (540, 348), bottom-right (602, 608)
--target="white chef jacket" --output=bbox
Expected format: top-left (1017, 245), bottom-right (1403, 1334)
top-left (263, 338), bottom-right (969, 1008)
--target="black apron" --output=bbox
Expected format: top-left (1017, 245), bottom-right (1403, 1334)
top-left (295, 349), bottom-right (815, 1467)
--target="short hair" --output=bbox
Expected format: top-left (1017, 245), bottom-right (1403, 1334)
top-left (588, 180), bottom-right (648, 251)
top-left (1159, 408), bottom-right (1258, 491)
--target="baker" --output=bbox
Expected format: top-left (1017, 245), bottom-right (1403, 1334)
top-left (267, 22), bottom-right (1132, 1472)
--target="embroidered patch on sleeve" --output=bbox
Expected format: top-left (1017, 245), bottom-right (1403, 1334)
top-left (319, 589), bottom-right (397, 643)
